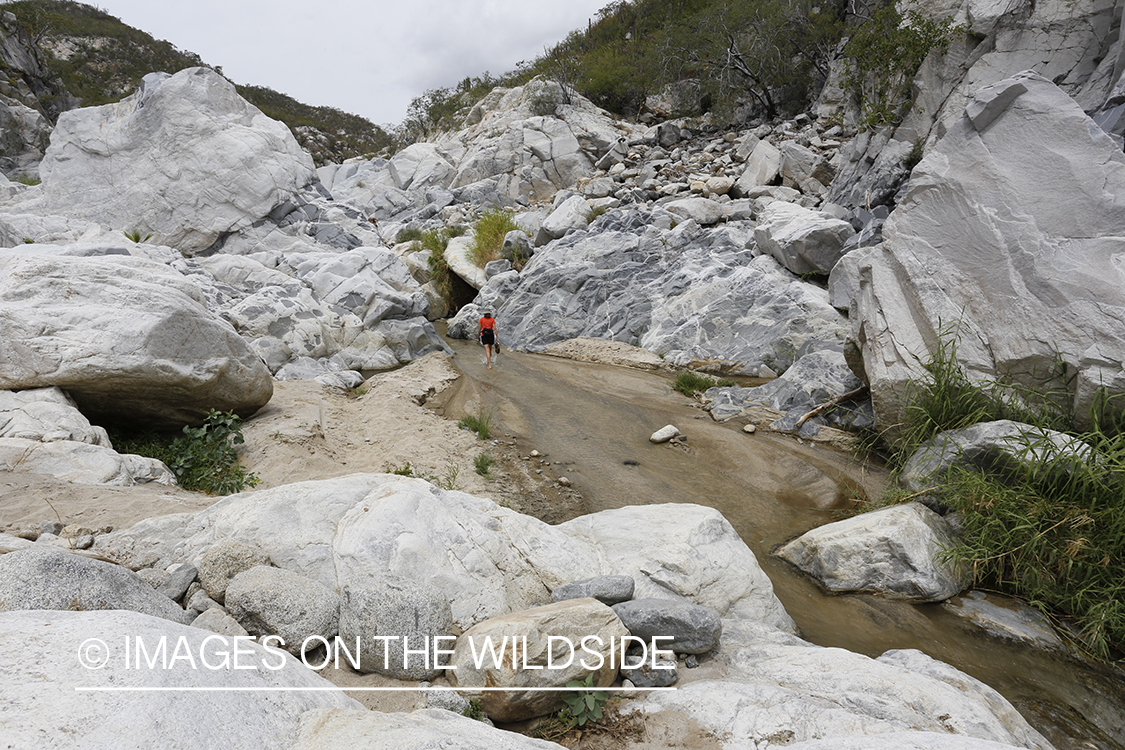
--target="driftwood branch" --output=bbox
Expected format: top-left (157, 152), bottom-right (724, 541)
top-left (794, 385), bottom-right (870, 429)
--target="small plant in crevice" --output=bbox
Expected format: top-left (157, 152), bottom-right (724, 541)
top-left (586, 205), bottom-right (609, 224)
top-left (673, 370), bottom-right (717, 397)
top-left (389, 463), bottom-right (415, 477)
top-left (560, 672), bottom-right (608, 727)
top-left (435, 464), bottom-right (461, 491)
top-left (474, 453), bottom-right (496, 477)
top-left (461, 698), bottom-right (486, 722)
top-left (123, 229), bottom-right (154, 243)
top-left (395, 227), bottom-right (424, 244)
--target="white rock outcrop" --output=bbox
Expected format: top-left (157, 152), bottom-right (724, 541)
top-left (35, 68), bottom-right (315, 253)
top-left (94, 474), bottom-right (794, 632)
top-left (635, 620), bottom-right (1053, 750)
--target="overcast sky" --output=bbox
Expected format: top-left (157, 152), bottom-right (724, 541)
top-left (82, 0), bottom-right (610, 126)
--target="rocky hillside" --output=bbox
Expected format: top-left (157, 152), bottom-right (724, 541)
top-left (0, 0), bottom-right (393, 165)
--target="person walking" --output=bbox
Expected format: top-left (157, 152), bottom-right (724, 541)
top-left (478, 310), bottom-right (498, 370)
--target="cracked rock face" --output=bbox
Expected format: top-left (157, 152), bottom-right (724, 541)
top-left (837, 72), bottom-right (1125, 432)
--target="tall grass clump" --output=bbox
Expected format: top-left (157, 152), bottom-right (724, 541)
top-left (940, 430), bottom-right (1125, 660)
top-left (881, 329), bottom-right (1125, 661)
top-left (673, 371), bottom-right (736, 396)
top-left (468, 208), bottom-right (519, 268)
top-left (458, 409), bottom-right (495, 440)
top-left (418, 228), bottom-right (454, 302)
top-left (887, 330), bottom-right (1072, 467)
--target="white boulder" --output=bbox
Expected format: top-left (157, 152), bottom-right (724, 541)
top-left (0, 252), bottom-right (273, 427)
top-left (37, 68), bottom-right (315, 254)
top-left (754, 201), bottom-right (855, 276)
top-left (0, 610), bottom-right (361, 750)
top-left (775, 503), bottom-right (966, 602)
top-left (838, 72), bottom-right (1125, 431)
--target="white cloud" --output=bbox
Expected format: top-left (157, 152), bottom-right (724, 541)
top-left (68, 0), bottom-right (607, 125)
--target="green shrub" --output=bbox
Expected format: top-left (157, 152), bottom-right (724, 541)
top-left (673, 371), bottom-right (717, 397)
top-left (396, 227), bottom-right (424, 243)
top-left (111, 409), bottom-right (259, 495)
top-left (14, 173), bottom-right (40, 186)
top-left (468, 209), bottom-right (519, 268)
top-left (843, 7), bottom-right (964, 129)
top-left (586, 205), bottom-right (609, 224)
top-left (474, 453), bottom-right (496, 477)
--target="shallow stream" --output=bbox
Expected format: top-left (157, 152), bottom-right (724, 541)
top-left (441, 335), bottom-right (1124, 750)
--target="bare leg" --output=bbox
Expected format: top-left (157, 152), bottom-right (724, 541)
top-left (484, 343), bottom-right (493, 369)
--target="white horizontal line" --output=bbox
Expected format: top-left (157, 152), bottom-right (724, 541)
top-left (75, 686), bottom-right (676, 693)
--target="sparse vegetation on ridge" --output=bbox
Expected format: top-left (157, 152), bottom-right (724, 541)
top-left (4, 0), bottom-right (393, 163)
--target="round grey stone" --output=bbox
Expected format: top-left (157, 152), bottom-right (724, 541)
top-left (611, 598), bottom-right (722, 654)
top-left (198, 539), bottom-right (270, 604)
top-left (339, 580), bottom-right (453, 680)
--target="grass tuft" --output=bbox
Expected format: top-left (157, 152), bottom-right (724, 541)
top-left (458, 409), bottom-right (495, 440)
top-left (468, 208), bottom-right (520, 268)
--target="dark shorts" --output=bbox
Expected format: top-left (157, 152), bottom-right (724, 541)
top-left (480, 329), bottom-right (495, 345)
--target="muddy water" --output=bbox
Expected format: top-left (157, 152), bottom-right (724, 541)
top-left (442, 337), bottom-right (1124, 749)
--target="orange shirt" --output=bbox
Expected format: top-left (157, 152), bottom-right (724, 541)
top-left (479, 317), bottom-right (496, 331)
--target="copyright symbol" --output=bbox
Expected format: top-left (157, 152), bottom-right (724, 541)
top-left (78, 638), bottom-right (110, 670)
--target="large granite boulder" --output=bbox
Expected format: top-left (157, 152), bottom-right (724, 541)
top-left (0, 437), bottom-right (175, 486)
top-left (0, 252), bottom-right (273, 427)
top-left (835, 72), bottom-right (1125, 433)
top-left (94, 474), bottom-right (794, 633)
top-left (900, 419), bottom-right (1096, 493)
top-left (225, 565), bottom-right (340, 654)
top-left (753, 201), bottom-right (855, 276)
top-left (775, 502), bottom-right (966, 602)
top-left (435, 77), bottom-right (640, 203)
top-left (0, 547), bottom-right (190, 623)
top-left (0, 609), bottom-right (362, 750)
top-left (828, 0), bottom-right (1122, 208)
top-left (35, 68), bottom-right (315, 254)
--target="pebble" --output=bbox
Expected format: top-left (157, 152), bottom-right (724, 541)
top-left (530, 450), bottom-right (541, 457)
top-left (558, 477), bottom-right (571, 487)
top-left (743, 424), bottom-right (757, 434)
